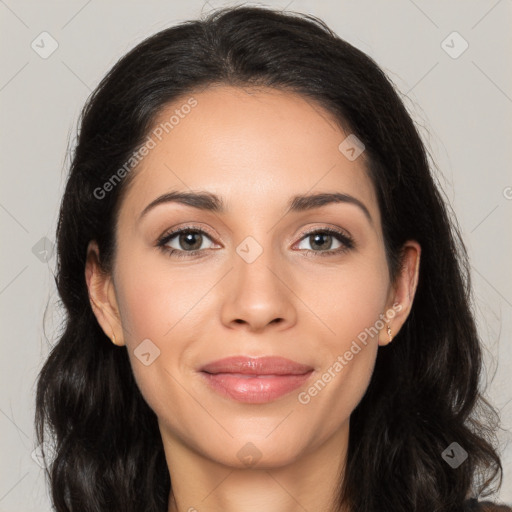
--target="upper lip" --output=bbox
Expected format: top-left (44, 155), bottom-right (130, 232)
top-left (200, 356), bottom-right (314, 375)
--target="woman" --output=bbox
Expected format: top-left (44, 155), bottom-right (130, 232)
top-left (35, 5), bottom-right (510, 512)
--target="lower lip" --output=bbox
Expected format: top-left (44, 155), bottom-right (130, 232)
top-left (200, 371), bottom-right (314, 403)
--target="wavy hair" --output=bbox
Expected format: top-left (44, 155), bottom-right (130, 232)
top-left (35, 5), bottom-right (506, 511)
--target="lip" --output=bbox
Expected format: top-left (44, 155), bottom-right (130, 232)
top-left (199, 356), bottom-right (314, 403)
top-left (200, 356), bottom-right (313, 375)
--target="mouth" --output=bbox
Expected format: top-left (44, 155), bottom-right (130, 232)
top-left (199, 356), bottom-right (314, 403)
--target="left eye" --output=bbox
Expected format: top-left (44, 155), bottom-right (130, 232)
top-left (296, 231), bottom-right (345, 252)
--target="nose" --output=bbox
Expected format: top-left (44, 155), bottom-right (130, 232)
top-left (219, 246), bottom-right (297, 333)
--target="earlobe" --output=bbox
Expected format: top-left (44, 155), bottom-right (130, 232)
top-left (85, 240), bottom-right (125, 346)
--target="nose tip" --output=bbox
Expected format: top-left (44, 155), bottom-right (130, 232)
top-left (221, 257), bottom-right (297, 332)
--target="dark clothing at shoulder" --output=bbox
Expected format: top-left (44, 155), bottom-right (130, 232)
top-left (465, 498), bottom-right (512, 511)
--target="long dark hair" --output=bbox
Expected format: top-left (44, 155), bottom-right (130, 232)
top-left (35, 5), bottom-right (506, 511)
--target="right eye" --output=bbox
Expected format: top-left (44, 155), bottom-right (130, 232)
top-left (156, 226), bottom-right (218, 259)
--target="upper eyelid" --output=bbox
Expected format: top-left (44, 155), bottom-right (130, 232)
top-left (158, 225), bottom-right (217, 243)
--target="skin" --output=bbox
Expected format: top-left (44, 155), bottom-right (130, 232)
top-left (86, 85), bottom-right (420, 512)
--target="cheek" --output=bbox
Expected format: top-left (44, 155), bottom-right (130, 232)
top-left (112, 251), bottom-right (215, 415)
top-left (300, 252), bottom-right (390, 349)
top-left (111, 263), bottom-right (193, 426)
top-left (294, 253), bottom-right (389, 421)
top-left (113, 249), bottom-right (205, 344)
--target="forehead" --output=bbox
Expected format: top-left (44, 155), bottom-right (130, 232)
top-left (119, 85), bottom-right (379, 225)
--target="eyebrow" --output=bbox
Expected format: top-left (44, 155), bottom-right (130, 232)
top-left (138, 190), bottom-right (373, 224)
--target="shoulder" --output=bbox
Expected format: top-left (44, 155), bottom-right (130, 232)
top-left (464, 499), bottom-right (512, 511)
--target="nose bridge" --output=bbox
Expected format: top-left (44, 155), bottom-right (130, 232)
top-left (234, 231), bottom-right (282, 297)
top-left (231, 207), bottom-right (280, 276)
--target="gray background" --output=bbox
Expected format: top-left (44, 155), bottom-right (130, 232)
top-left (1, 0), bottom-right (511, 510)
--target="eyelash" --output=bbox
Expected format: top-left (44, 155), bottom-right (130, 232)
top-left (156, 225), bottom-right (355, 259)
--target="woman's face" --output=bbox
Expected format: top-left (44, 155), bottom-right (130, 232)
top-left (87, 85), bottom-right (419, 470)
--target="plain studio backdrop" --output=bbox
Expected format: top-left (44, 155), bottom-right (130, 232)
top-left (0, 0), bottom-right (511, 510)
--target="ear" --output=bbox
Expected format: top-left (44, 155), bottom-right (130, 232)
top-left (84, 240), bottom-right (125, 346)
top-left (378, 240), bottom-right (421, 346)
